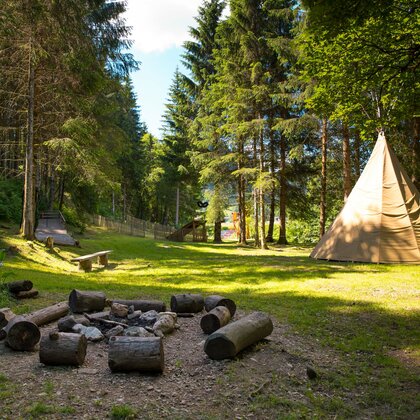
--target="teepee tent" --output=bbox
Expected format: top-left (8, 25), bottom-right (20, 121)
top-left (310, 132), bottom-right (420, 264)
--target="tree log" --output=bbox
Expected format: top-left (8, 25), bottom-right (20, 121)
top-left (200, 306), bottom-right (231, 334)
top-left (14, 289), bottom-right (39, 299)
top-left (7, 280), bottom-right (33, 294)
top-left (27, 301), bottom-right (69, 326)
top-left (69, 290), bottom-right (106, 313)
top-left (0, 308), bottom-right (15, 329)
top-left (4, 316), bottom-right (41, 351)
top-left (40, 332), bottom-right (87, 366)
top-left (108, 336), bottom-right (164, 373)
top-left (170, 294), bottom-right (204, 313)
top-left (112, 299), bottom-right (166, 313)
top-left (204, 295), bottom-right (236, 316)
top-left (204, 312), bottom-right (273, 360)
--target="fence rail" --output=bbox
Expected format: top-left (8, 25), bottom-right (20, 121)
top-left (90, 214), bottom-right (176, 241)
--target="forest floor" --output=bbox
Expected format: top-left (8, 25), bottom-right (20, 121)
top-left (0, 225), bottom-right (419, 419)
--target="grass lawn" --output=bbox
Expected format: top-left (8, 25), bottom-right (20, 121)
top-left (0, 225), bottom-right (419, 418)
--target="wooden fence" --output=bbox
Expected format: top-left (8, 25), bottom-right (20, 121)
top-left (90, 215), bottom-right (175, 241)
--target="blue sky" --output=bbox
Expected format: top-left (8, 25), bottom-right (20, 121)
top-left (124, 0), bottom-right (203, 138)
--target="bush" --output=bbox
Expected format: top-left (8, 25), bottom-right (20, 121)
top-left (61, 206), bottom-right (87, 233)
top-left (0, 178), bottom-right (23, 223)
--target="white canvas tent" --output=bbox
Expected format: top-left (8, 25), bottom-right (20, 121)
top-left (310, 132), bottom-right (420, 264)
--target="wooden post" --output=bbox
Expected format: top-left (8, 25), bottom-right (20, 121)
top-left (78, 259), bottom-right (92, 272)
top-left (97, 254), bottom-right (109, 266)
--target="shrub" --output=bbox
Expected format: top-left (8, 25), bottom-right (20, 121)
top-left (0, 178), bottom-right (23, 223)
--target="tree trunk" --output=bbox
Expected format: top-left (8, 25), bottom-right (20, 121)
top-left (319, 117), bottom-right (328, 238)
top-left (238, 138), bottom-right (247, 245)
top-left (342, 122), bottom-right (352, 200)
top-left (204, 295), bottom-right (236, 317)
top-left (200, 306), bottom-right (231, 334)
top-left (58, 177), bottom-right (65, 211)
top-left (252, 136), bottom-right (260, 247)
top-left (412, 116), bottom-right (420, 189)
top-left (170, 294), bottom-right (204, 313)
top-left (259, 122), bottom-right (267, 250)
top-left (204, 312), bottom-right (273, 360)
top-left (40, 332), bottom-right (87, 366)
top-left (27, 301), bottom-right (69, 326)
top-left (108, 336), bottom-right (164, 373)
top-left (112, 299), bottom-right (166, 313)
top-left (69, 290), bottom-right (106, 313)
top-left (354, 129), bottom-right (361, 179)
top-left (278, 133), bottom-right (287, 244)
top-left (213, 220), bottom-right (222, 243)
top-left (21, 40), bottom-right (36, 240)
top-left (4, 316), bottom-right (41, 351)
top-left (266, 128), bottom-right (276, 242)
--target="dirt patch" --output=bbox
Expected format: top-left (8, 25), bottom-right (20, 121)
top-left (0, 311), bottom-right (399, 419)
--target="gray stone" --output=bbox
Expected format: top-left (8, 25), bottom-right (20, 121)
top-left (140, 310), bottom-right (159, 325)
top-left (105, 325), bottom-right (124, 339)
top-left (123, 326), bottom-right (154, 337)
top-left (127, 310), bottom-right (142, 320)
top-left (73, 324), bottom-right (104, 342)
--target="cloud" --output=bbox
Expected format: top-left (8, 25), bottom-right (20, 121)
top-left (124, 0), bottom-right (203, 53)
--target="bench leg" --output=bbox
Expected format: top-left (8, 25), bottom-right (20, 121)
top-left (98, 254), bottom-right (109, 266)
top-left (79, 259), bottom-right (92, 272)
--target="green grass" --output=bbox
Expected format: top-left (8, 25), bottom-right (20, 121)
top-left (110, 404), bottom-right (137, 419)
top-left (1, 226), bottom-right (419, 417)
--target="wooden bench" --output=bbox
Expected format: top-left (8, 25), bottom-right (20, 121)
top-left (71, 250), bottom-right (112, 272)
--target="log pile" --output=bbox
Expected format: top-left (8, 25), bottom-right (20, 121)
top-left (6, 280), bottom-right (39, 300)
top-left (1, 287), bottom-right (274, 370)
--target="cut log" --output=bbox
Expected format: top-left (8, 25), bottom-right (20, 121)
top-left (112, 299), bottom-right (166, 313)
top-left (4, 316), bottom-right (41, 351)
top-left (27, 301), bottom-right (69, 326)
top-left (7, 280), bottom-right (33, 294)
top-left (0, 308), bottom-right (16, 329)
top-left (108, 336), bottom-right (164, 373)
top-left (204, 312), bottom-right (273, 360)
top-left (204, 295), bottom-right (236, 317)
top-left (170, 294), bottom-right (204, 313)
top-left (14, 289), bottom-right (39, 299)
top-left (40, 332), bottom-right (87, 366)
top-left (0, 329), bottom-right (6, 341)
top-left (200, 306), bottom-right (231, 334)
top-left (69, 290), bottom-right (106, 313)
